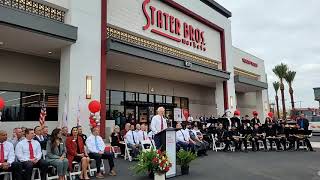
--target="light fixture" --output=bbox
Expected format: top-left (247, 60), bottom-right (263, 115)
top-left (0, 42), bottom-right (3, 46)
top-left (48, 51), bottom-right (52, 54)
top-left (230, 96), bottom-right (234, 109)
top-left (150, 87), bottom-right (154, 92)
top-left (86, 75), bottom-right (92, 99)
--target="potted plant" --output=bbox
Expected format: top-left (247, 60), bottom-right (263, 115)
top-left (176, 149), bottom-right (196, 175)
top-left (133, 149), bottom-right (172, 180)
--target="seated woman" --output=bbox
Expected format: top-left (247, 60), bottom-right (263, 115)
top-left (46, 128), bottom-right (69, 180)
top-left (110, 125), bottom-right (125, 155)
top-left (66, 127), bottom-right (90, 180)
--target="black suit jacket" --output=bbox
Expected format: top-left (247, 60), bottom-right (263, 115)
top-left (297, 118), bottom-right (309, 131)
top-left (34, 136), bottom-right (48, 150)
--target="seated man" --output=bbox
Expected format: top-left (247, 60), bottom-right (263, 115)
top-left (252, 124), bottom-right (267, 151)
top-left (15, 128), bottom-right (48, 180)
top-left (176, 123), bottom-right (195, 152)
top-left (190, 123), bottom-right (209, 156)
top-left (10, 128), bottom-right (25, 148)
top-left (239, 123), bottom-right (255, 152)
top-left (77, 125), bottom-right (87, 145)
top-left (265, 123), bottom-right (281, 151)
top-left (125, 124), bottom-right (141, 159)
top-left (296, 114), bottom-right (314, 151)
top-left (33, 126), bottom-right (47, 150)
top-left (0, 130), bottom-right (23, 180)
top-left (86, 127), bottom-right (116, 178)
top-left (138, 124), bottom-right (151, 149)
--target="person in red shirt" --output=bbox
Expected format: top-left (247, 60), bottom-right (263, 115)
top-left (66, 127), bottom-right (90, 180)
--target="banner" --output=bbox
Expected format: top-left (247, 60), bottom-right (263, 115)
top-left (174, 108), bottom-right (182, 122)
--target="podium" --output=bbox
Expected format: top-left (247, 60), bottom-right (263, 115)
top-left (158, 128), bottom-right (177, 178)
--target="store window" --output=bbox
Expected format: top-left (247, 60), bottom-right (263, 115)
top-left (139, 93), bottom-right (148, 102)
top-left (125, 92), bottom-right (136, 101)
top-left (110, 90), bottom-right (124, 120)
top-left (0, 90), bottom-right (58, 121)
top-left (174, 97), bottom-right (181, 108)
top-left (155, 95), bottom-right (163, 103)
top-left (166, 96), bottom-right (172, 104)
top-left (149, 94), bottom-right (155, 103)
top-left (181, 97), bottom-right (189, 109)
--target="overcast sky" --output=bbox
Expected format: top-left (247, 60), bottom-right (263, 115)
top-left (214, 0), bottom-right (320, 109)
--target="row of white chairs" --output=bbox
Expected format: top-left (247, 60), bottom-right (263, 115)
top-left (124, 138), bottom-right (156, 162)
top-left (0, 150), bottom-right (106, 180)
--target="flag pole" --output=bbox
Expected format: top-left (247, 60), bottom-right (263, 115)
top-left (40, 89), bottom-right (46, 128)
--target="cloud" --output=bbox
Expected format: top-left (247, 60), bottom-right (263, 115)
top-left (215, 0), bottom-right (320, 108)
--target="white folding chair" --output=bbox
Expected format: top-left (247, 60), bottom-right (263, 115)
top-left (88, 159), bottom-right (105, 176)
top-left (124, 139), bottom-right (132, 162)
top-left (111, 146), bottom-right (121, 158)
top-left (69, 161), bottom-right (81, 179)
top-left (31, 168), bottom-right (41, 180)
top-left (211, 134), bottom-right (225, 151)
top-left (42, 150), bottom-right (67, 180)
top-left (0, 172), bottom-right (12, 180)
top-left (141, 140), bottom-right (153, 152)
top-left (257, 140), bottom-right (265, 150)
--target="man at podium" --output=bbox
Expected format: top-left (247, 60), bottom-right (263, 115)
top-left (151, 107), bottom-right (168, 149)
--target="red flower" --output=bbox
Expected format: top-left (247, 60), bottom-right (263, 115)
top-left (160, 162), bottom-right (164, 168)
top-left (152, 157), bottom-right (158, 164)
top-left (157, 150), bottom-right (162, 154)
top-left (164, 167), bottom-right (170, 172)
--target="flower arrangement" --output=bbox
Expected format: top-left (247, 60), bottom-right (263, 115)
top-left (133, 149), bottom-right (172, 176)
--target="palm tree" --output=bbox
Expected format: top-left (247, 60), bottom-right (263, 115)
top-left (273, 63), bottom-right (288, 120)
top-left (273, 81), bottom-right (280, 119)
top-left (284, 70), bottom-right (296, 109)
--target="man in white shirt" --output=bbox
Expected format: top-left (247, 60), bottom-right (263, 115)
top-left (125, 124), bottom-right (140, 158)
top-left (175, 123), bottom-right (194, 151)
top-left (86, 127), bottom-right (116, 178)
top-left (10, 128), bottom-right (25, 148)
top-left (15, 128), bottom-right (48, 180)
top-left (151, 107), bottom-right (167, 149)
top-left (33, 126), bottom-right (47, 150)
top-left (0, 130), bottom-right (23, 180)
top-left (138, 124), bottom-right (149, 142)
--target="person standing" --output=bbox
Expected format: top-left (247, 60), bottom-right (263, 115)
top-left (296, 114), bottom-right (314, 151)
top-left (0, 130), bottom-right (23, 180)
top-left (15, 128), bottom-right (48, 180)
top-left (86, 127), bottom-right (116, 179)
top-left (66, 127), bottom-right (90, 180)
top-left (46, 128), bottom-right (68, 180)
top-left (150, 107), bottom-right (167, 149)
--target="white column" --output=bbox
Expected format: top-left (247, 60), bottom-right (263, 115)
top-left (58, 0), bottom-right (102, 135)
top-left (215, 82), bottom-right (224, 116)
top-left (256, 90), bottom-right (269, 123)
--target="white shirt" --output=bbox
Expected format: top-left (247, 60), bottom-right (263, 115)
top-left (125, 130), bottom-right (139, 145)
top-left (0, 141), bottom-right (15, 164)
top-left (15, 139), bottom-right (42, 162)
top-left (86, 135), bottom-right (106, 153)
top-left (137, 130), bottom-right (149, 142)
top-left (176, 129), bottom-right (190, 143)
top-left (151, 115), bottom-right (167, 135)
top-left (148, 131), bottom-right (154, 140)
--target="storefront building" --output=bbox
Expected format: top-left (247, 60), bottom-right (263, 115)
top-left (0, 0), bottom-right (268, 137)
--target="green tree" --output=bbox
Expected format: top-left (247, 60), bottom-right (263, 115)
top-left (273, 63), bottom-right (288, 120)
top-left (284, 70), bottom-right (297, 109)
top-left (273, 81), bottom-right (280, 119)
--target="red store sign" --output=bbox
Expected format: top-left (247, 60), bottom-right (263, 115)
top-left (242, 58), bottom-right (258, 67)
top-left (142, 0), bottom-right (206, 51)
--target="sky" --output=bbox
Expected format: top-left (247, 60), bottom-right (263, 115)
top-left (214, 0), bottom-right (320, 109)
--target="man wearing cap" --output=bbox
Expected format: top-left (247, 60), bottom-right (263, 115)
top-left (251, 111), bottom-right (261, 126)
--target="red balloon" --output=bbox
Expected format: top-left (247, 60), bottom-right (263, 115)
top-left (88, 100), bottom-right (101, 113)
top-left (234, 110), bottom-right (240, 116)
top-left (268, 112), bottom-right (273, 118)
top-left (90, 118), bottom-right (95, 125)
top-left (0, 97), bottom-right (4, 110)
top-left (92, 122), bottom-right (97, 127)
top-left (183, 109), bottom-right (189, 120)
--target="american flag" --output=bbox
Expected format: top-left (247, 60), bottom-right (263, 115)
top-left (39, 100), bottom-right (47, 126)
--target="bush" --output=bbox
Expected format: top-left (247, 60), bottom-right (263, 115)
top-left (176, 150), bottom-right (196, 167)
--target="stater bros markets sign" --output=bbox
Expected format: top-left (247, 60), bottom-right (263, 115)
top-left (142, 0), bottom-right (206, 51)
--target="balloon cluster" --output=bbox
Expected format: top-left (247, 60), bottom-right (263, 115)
top-left (0, 97), bottom-right (5, 121)
top-left (88, 100), bottom-right (101, 128)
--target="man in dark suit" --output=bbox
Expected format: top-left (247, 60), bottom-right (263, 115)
top-left (296, 114), bottom-right (314, 151)
top-left (33, 126), bottom-right (47, 150)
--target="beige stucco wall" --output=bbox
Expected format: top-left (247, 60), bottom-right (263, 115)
top-left (0, 50), bottom-right (60, 87)
top-left (107, 70), bottom-right (217, 117)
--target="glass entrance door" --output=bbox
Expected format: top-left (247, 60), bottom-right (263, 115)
top-left (138, 106), bottom-right (148, 124)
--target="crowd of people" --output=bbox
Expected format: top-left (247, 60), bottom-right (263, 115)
top-left (0, 125), bottom-right (116, 180)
